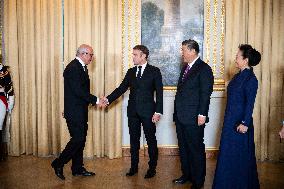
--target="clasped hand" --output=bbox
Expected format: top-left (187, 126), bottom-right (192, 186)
top-left (97, 96), bottom-right (161, 124)
top-left (98, 96), bottom-right (109, 108)
top-left (236, 124), bottom-right (248, 134)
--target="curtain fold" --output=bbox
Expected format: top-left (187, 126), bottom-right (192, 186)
top-left (63, 0), bottom-right (122, 159)
top-left (225, 0), bottom-right (284, 161)
top-left (4, 0), bottom-right (283, 161)
top-left (4, 0), bottom-right (62, 156)
top-left (4, 0), bottom-right (122, 159)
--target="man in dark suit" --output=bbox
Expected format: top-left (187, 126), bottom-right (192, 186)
top-left (51, 44), bottom-right (100, 180)
top-left (172, 39), bottom-right (214, 189)
top-left (102, 45), bottom-right (163, 179)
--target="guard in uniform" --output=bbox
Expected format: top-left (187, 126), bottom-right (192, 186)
top-left (0, 63), bottom-right (14, 161)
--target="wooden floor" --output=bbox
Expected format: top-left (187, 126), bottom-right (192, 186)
top-left (0, 156), bottom-right (284, 189)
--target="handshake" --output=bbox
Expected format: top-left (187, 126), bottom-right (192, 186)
top-left (96, 96), bottom-right (161, 123)
top-left (97, 96), bottom-right (109, 108)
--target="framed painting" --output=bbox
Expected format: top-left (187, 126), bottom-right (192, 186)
top-left (141, 0), bottom-right (204, 87)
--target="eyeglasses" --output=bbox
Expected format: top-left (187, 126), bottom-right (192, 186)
top-left (83, 52), bottom-right (94, 57)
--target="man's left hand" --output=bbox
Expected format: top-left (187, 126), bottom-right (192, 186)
top-left (198, 115), bottom-right (206, 126)
top-left (152, 113), bottom-right (161, 123)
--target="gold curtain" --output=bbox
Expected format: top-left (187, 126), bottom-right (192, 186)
top-left (4, 0), bottom-right (62, 156)
top-left (63, 0), bottom-right (122, 159)
top-left (225, 0), bottom-right (284, 161)
top-left (4, 0), bottom-right (122, 159)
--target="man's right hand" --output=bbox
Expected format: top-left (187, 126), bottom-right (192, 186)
top-left (98, 96), bottom-right (109, 108)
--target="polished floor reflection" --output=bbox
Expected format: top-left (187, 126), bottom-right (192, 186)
top-left (0, 156), bottom-right (284, 189)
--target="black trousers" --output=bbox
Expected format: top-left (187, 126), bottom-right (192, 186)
top-left (0, 130), bottom-right (3, 160)
top-left (54, 119), bottom-right (88, 173)
top-left (175, 119), bottom-right (206, 187)
top-left (128, 113), bottom-right (158, 170)
top-left (0, 115), bottom-right (8, 161)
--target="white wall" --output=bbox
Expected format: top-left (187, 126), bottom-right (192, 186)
top-left (121, 0), bottom-right (227, 149)
top-left (122, 90), bottom-right (226, 149)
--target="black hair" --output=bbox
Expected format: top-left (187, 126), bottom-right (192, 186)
top-left (239, 44), bottom-right (261, 67)
top-left (182, 39), bottom-right (200, 54)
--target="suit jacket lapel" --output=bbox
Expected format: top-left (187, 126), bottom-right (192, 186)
top-left (183, 58), bottom-right (202, 81)
top-left (129, 67), bottom-right (138, 85)
top-left (140, 64), bottom-right (150, 80)
top-left (134, 64), bottom-right (150, 83)
top-left (178, 58), bottom-right (202, 88)
top-left (177, 65), bottom-right (187, 88)
top-left (75, 59), bottom-right (89, 79)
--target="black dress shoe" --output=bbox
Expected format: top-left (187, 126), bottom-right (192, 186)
top-left (125, 168), bottom-right (138, 176)
top-left (144, 169), bottom-right (156, 179)
top-left (51, 162), bottom-right (65, 180)
top-left (72, 170), bottom-right (96, 176)
top-left (172, 176), bottom-right (190, 184)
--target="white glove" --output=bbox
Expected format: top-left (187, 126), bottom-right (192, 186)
top-left (7, 95), bottom-right (14, 113)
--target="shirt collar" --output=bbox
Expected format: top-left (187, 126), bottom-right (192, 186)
top-left (76, 57), bottom-right (86, 68)
top-left (188, 56), bottom-right (199, 67)
top-left (137, 61), bottom-right (147, 69)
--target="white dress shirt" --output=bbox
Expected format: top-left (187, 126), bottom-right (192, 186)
top-left (76, 57), bottom-right (86, 71)
top-left (135, 62), bottom-right (148, 77)
top-left (187, 56), bottom-right (199, 68)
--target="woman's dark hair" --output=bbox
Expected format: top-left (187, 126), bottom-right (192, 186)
top-left (239, 44), bottom-right (261, 67)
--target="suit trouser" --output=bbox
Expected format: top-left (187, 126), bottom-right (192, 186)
top-left (0, 130), bottom-right (3, 160)
top-left (128, 113), bottom-right (158, 170)
top-left (54, 119), bottom-right (88, 173)
top-left (175, 119), bottom-right (206, 187)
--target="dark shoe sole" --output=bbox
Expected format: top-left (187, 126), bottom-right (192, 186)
top-left (51, 162), bottom-right (65, 180)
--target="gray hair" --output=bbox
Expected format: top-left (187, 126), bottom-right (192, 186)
top-left (76, 46), bottom-right (88, 56)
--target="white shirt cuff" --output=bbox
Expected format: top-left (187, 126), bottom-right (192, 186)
top-left (96, 98), bottom-right (109, 105)
top-left (96, 98), bottom-right (100, 104)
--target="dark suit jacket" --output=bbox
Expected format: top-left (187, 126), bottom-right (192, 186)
top-left (63, 58), bottom-right (97, 123)
top-left (174, 58), bottom-right (214, 125)
top-left (107, 64), bottom-right (163, 118)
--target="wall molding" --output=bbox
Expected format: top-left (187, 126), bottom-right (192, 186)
top-left (122, 146), bottom-right (219, 159)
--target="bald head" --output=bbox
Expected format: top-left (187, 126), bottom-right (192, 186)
top-left (76, 44), bottom-right (94, 65)
top-left (76, 44), bottom-right (91, 56)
